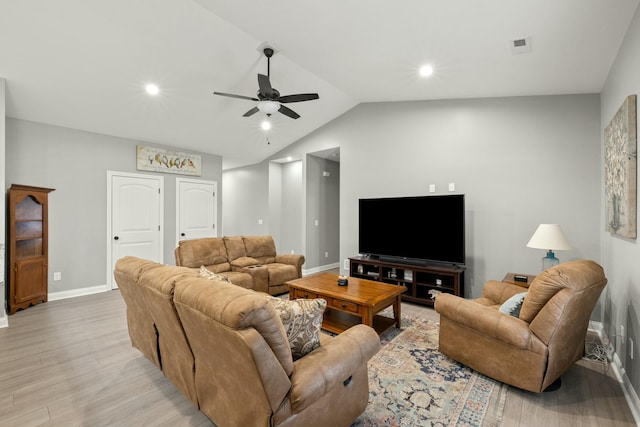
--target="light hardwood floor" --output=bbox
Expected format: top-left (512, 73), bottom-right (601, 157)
top-left (0, 289), bottom-right (636, 426)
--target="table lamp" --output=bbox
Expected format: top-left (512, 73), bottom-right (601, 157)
top-left (526, 224), bottom-right (572, 270)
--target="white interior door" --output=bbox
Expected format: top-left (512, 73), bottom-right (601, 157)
top-left (108, 172), bottom-right (163, 289)
top-left (176, 178), bottom-right (217, 246)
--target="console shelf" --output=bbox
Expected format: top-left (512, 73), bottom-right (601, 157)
top-left (349, 256), bottom-right (465, 307)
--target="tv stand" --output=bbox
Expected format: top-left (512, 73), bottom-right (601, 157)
top-left (349, 256), bottom-right (465, 307)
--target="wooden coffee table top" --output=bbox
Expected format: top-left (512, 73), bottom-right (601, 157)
top-left (286, 273), bottom-right (406, 305)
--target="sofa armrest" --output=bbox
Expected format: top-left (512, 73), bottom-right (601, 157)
top-left (275, 254), bottom-right (305, 277)
top-left (435, 293), bottom-right (545, 354)
top-left (288, 324), bottom-right (380, 412)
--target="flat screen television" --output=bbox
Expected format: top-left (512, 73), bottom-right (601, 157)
top-left (358, 194), bottom-right (465, 266)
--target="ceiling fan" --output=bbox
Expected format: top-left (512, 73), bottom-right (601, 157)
top-left (214, 47), bottom-right (319, 120)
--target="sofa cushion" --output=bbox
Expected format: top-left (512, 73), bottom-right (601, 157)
top-left (220, 271), bottom-right (254, 289)
top-left (199, 266), bottom-right (232, 283)
top-left (244, 235), bottom-right (277, 259)
top-left (265, 296), bottom-right (327, 360)
top-left (177, 238), bottom-right (228, 268)
top-left (203, 262), bottom-right (231, 274)
top-left (224, 236), bottom-right (247, 261)
top-left (231, 256), bottom-right (261, 268)
top-left (498, 292), bottom-right (527, 317)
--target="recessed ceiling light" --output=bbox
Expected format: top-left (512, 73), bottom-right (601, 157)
top-left (261, 120), bottom-right (272, 131)
top-left (145, 83), bottom-right (159, 95)
top-left (419, 65), bottom-right (434, 77)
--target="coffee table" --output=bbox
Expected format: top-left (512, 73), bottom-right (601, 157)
top-left (286, 273), bottom-right (407, 335)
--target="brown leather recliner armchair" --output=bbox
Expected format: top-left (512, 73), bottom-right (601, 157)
top-left (435, 260), bottom-right (607, 393)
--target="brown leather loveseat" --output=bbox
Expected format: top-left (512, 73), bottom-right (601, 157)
top-left (114, 256), bottom-right (380, 426)
top-left (435, 260), bottom-right (607, 393)
top-left (175, 235), bottom-right (304, 295)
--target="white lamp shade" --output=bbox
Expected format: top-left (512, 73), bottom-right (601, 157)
top-left (526, 224), bottom-right (572, 251)
top-left (257, 100), bottom-right (280, 115)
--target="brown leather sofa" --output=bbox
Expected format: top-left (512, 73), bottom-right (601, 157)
top-left (175, 235), bottom-right (304, 295)
top-left (114, 256), bottom-right (380, 426)
top-left (435, 260), bottom-right (607, 393)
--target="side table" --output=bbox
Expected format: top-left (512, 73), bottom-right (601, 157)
top-left (502, 272), bottom-right (537, 288)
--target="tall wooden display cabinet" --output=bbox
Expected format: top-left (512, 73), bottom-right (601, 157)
top-left (8, 184), bottom-right (55, 314)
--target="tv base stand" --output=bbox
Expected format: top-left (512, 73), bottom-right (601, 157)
top-left (349, 256), bottom-right (465, 307)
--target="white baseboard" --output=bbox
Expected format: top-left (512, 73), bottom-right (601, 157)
top-left (0, 311), bottom-right (8, 329)
top-left (590, 321), bottom-right (640, 425)
top-left (48, 284), bottom-right (109, 301)
top-left (303, 262), bottom-right (339, 276)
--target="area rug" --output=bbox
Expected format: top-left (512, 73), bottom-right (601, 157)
top-left (351, 315), bottom-right (507, 427)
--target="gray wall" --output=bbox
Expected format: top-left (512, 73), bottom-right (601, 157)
top-left (222, 162), bottom-right (269, 237)
top-left (5, 118), bottom-right (223, 293)
top-left (335, 96), bottom-right (601, 298)
top-left (280, 161), bottom-right (303, 254)
top-left (228, 94), bottom-right (602, 300)
top-left (600, 4), bottom-right (640, 397)
top-left (306, 155), bottom-right (339, 269)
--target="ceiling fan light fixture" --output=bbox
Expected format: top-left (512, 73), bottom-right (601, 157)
top-left (258, 100), bottom-right (280, 115)
top-left (261, 119), bottom-right (272, 131)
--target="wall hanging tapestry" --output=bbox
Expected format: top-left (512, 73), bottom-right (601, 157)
top-left (137, 145), bottom-right (202, 176)
top-left (605, 95), bottom-right (637, 239)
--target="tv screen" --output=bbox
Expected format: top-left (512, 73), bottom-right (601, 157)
top-left (358, 194), bottom-right (465, 266)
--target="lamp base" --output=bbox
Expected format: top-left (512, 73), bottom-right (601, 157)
top-left (542, 250), bottom-right (559, 271)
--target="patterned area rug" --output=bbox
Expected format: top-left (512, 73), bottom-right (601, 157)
top-left (351, 315), bottom-right (507, 426)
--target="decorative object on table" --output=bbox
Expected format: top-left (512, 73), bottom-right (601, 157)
top-left (357, 264), bottom-right (363, 274)
top-left (337, 275), bottom-right (348, 286)
top-left (526, 223), bottom-right (572, 270)
top-left (390, 268), bottom-right (397, 279)
top-left (605, 94), bottom-right (637, 239)
top-left (137, 145), bottom-right (202, 176)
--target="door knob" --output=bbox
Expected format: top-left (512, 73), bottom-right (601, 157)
top-left (114, 236), bottom-right (119, 240)
top-left (181, 233), bottom-right (186, 237)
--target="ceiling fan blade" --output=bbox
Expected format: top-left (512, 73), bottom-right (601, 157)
top-left (213, 91), bottom-right (259, 101)
top-left (278, 93), bottom-right (320, 103)
top-left (278, 104), bottom-right (300, 119)
top-left (257, 74), bottom-right (275, 98)
top-left (242, 106), bottom-right (259, 117)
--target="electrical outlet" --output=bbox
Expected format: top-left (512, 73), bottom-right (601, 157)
top-left (325, 251), bottom-right (329, 258)
top-left (343, 259), bottom-right (349, 270)
top-left (429, 184), bottom-right (436, 193)
top-left (53, 272), bottom-right (61, 281)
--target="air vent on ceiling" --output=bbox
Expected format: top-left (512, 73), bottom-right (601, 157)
top-left (511, 37), bottom-right (532, 54)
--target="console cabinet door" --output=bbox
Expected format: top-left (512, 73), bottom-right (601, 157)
top-left (14, 258), bottom-right (47, 305)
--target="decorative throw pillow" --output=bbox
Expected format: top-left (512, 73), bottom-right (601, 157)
top-left (199, 266), bottom-right (232, 283)
top-left (264, 295), bottom-right (327, 360)
top-left (499, 292), bottom-right (528, 318)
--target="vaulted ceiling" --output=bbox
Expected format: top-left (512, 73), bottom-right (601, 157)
top-left (1, 0), bottom-right (638, 169)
